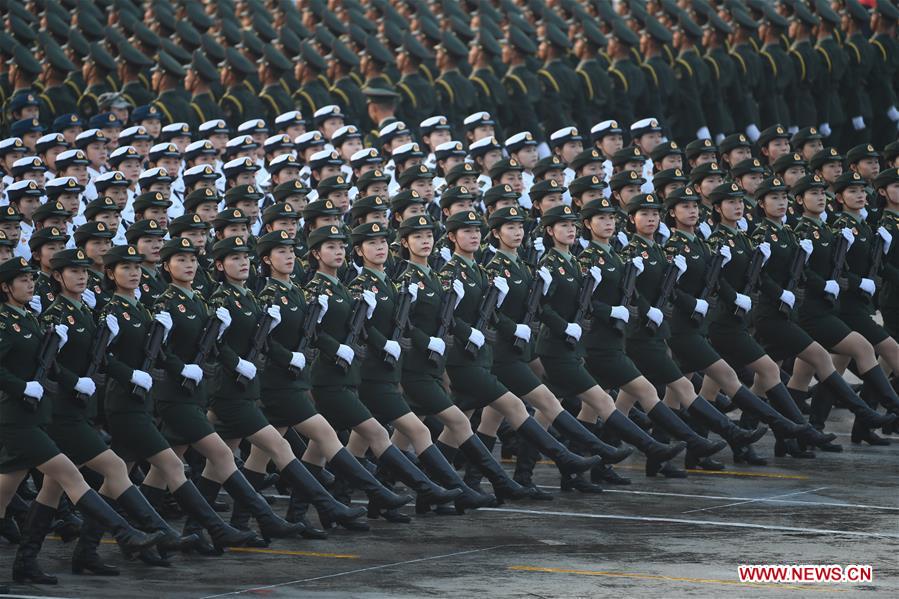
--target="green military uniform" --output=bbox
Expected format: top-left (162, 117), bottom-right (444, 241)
top-left (220, 81), bottom-right (265, 131)
top-left (39, 85), bottom-right (79, 126)
top-left (435, 70), bottom-right (476, 139)
top-left (788, 38), bottom-right (822, 128)
top-left (189, 92), bottom-right (225, 130)
top-left (538, 57), bottom-right (582, 134)
top-left (260, 83), bottom-right (295, 126)
top-left (396, 70), bottom-right (436, 132)
top-left (77, 83), bottom-right (112, 121)
top-left (330, 76), bottom-right (367, 133)
top-left (577, 56), bottom-right (613, 130)
top-left (879, 208), bottom-right (899, 336)
top-left (758, 41), bottom-right (795, 127)
top-left (153, 89), bottom-right (193, 127)
top-left (121, 81), bottom-right (155, 110)
top-left (138, 265), bottom-right (168, 309)
top-left (294, 75), bottom-right (332, 120)
top-left (501, 64), bottom-right (544, 142)
top-left (469, 66), bottom-right (507, 134)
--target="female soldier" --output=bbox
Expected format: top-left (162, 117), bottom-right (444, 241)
top-left (27, 226), bottom-right (68, 312)
top-left (436, 210), bottom-right (602, 495)
top-left (620, 194), bottom-right (768, 476)
top-left (302, 226), bottom-right (455, 520)
top-left (747, 177), bottom-right (896, 451)
top-left (205, 236), bottom-right (372, 531)
top-left (344, 222), bottom-right (462, 516)
top-left (144, 238), bottom-right (304, 554)
top-left (99, 244), bottom-right (257, 552)
top-left (393, 216), bottom-right (506, 513)
top-left (0, 256), bottom-right (163, 584)
top-left (663, 185), bottom-right (834, 462)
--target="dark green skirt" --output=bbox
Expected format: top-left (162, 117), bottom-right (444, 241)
top-left (358, 381), bottom-right (412, 423)
top-left (625, 337), bottom-right (684, 386)
top-left (492, 360), bottom-right (543, 397)
top-left (708, 324), bottom-right (767, 368)
top-left (839, 307), bottom-right (890, 346)
top-left (799, 312), bottom-right (853, 350)
top-left (311, 385), bottom-right (372, 431)
top-left (260, 388), bottom-right (318, 428)
top-left (157, 401), bottom-right (216, 446)
top-left (668, 332), bottom-right (722, 374)
top-left (445, 364), bottom-right (508, 410)
top-left (209, 396), bottom-right (271, 440)
top-left (584, 349), bottom-right (642, 389)
top-left (540, 355), bottom-right (598, 398)
top-left (884, 305), bottom-right (898, 338)
top-left (47, 418), bottom-right (109, 465)
top-left (400, 373), bottom-right (454, 416)
top-left (106, 412), bottom-right (171, 462)
top-left (753, 306), bottom-right (814, 361)
top-left (0, 425), bottom-right (60, 473)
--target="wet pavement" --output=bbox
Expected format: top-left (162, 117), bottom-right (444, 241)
top-left (1, 407), bottom-right (897, 598)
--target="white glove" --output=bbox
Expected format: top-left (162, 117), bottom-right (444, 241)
top-left (427, 336), bottom-right (446, 355)
top-left (779, 289), bottom-right (796, 308)
top-left (758, 242), bottom-right (771, 265)
top-left (537, 266), bottom-right (552, 295)
top-left (860, 207), bottom-right (869, 221)
top-left (852, 116), bottom-right (866, 130)
top-left (698, 222), bottom-right (712, 239)
top-left (406, 283), bottom-right (418, 303)
top-left (493, 276), bottom-right (509, 307)
top-left (877, 226), bottom-right (892, 254)
top-left (631, 256), bottom-right (645, 276)
top-left (787, 126), bottom-right (799, 136)
top-left (736, 217), bottom-right (748, 231)
top-left (821, 211), bottom-right (829, 223)
top-left (693, 298), bottom-right (709, 316)
top-left (646, 307), bottom-right (664, 326)
top-left (439, 246), bottom-right (452, 264)
top-left (715, 132), bottom-right (726, 145)
top-left (799, 239), bottom-right (814, 262)
top-left (336, 344), bottom-right (354, 365)
top-left (215, 306), bottom-right (232, 338)
top-left (616, 231), bottom-right (629, 248)
top-left (134, 286), bottom-right (141, 301)
top-left (180, 364), bottom-right (203, 384)
top-left (888, 106), bottom-right (899, 122)
top-left (824, 280), bottom-right (840, 298)
top-left (361, 290), bottom-right (377, 319)
top-left (24, 381), bottom-right (44, 401)
top-left (82, 288), bottom-right (96, 309)
top-left (819, 123), bottom-right (832, 137)
top-left (657, 221), bottom-right (671, 244)
top-left (610, 305), bottom-right (630, 323)
top-left (696, 126), bottom-right (711, 140)
top-left (235, 358), bottom-right (257, 380)
top-left (317, 294), bottom-right (329, 323)
top-left (533, 236), bottom-right (545, 258)
top-left (383, 339), bottom-right (401, 360)
top-left (564, 322), bottom-right (582, 341)
top-left (513, 323), bottom-right (531, 341)
top-left (841, 227), bottom-right (855, 247)
top-left (290, 352), bottom-right (306, 370)
top-left (467, 327), bottom-right (485, 348)
top-left (588, 266), bottom-right (602, 292)
top-left (452, 279), bottom-right (465, 308)
top-left (859, 278), bottom-right (876, 296)
top-left (105, 314), bottom-right (119, 342)
top-left (719, 245), bottom-right (732, 266)
top-left (28, 295), bottom-right (42, 314)
top-left (74, 377), bottom-right (96, 397)
top-left (266, 305), bottom-right (282, 331)
top-left (54, 323), bottom-right (68, 349)
top-left (745, 123), bottom-right (761, 142)
top-left (673, 255), bottom-right (687, 280)
top-left (154, 311), bottom-right (173, 342)
top-left (735, 293), bottom-right (752, 312)
top-left (130, 369), bottom-right (153, 391)
top-left (352, 263), bottom-right (363, 276)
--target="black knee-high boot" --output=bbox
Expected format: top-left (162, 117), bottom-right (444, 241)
top-left (75, 490), bottom-right (165, 553)
top-left (115, 486), bottom-right (199, 551)
top-left (417, 445), bottom-right (495, 513)
top-left (12, 502), bottom-right (58, 584)
top-left (283, 463), bottom-right (330, 538)
top-left (514, 417), bottom-right (603, 476)
top-left (376, 446), bottom-right (461, 505)
top-left (458, 433), bottom-right (530, 501)
top-left (687, 396), bottom-right (768, 447)
top-left (822, 372), bottom-right (897, 427)
top-left (170, 481), bottom-right (258, 550)
top-left (278, 458), bottom-right (368, 530)
top-left (762, 384), bottom-right (837, 447)
top-left (462, 432), bottom-right (495, 493)
top-left (646, 402), bottom-right (727, 457)
top-left (326, 449), bottom-right (413, 510)
top-left (550, 411), bottom-right (633, 464)
top-left (221, 471), bottom-right (306, 541)
top-left (514, 439), bottom-right (556, 499)
top-left (71, 512), bottom-right (119, 576)
top-left (51, 494), bottom-right (82, 542)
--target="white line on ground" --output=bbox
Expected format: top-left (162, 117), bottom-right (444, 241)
top-left (477, 507), bottom-right (899, 539)
top-left (680, 486), bottom-right (831, 514)
top-left (199, 545), bottom-right (513, 598)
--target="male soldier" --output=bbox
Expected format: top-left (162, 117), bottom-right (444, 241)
top-left (293, 41), bottom-right (332, 120)
top-left (502, 27), bottom-right (545, 148)
top-left (395, 32), bottom-right (436, 131)
top-left (434, 31), bottom-right (476, 139)
top-left (187, 51), bottom-right (225, 130)
top-left (574, 21), bottom-right (614, 130)
top-left (151, 52), bottom-right (191, 127)
top-left (259, 45), bottom-right (295, 126)
top-left (220, 47), bottom-right (265, 131)
top-left (537, 24), bottom-right (583, 133)
top-left (77, 43), bottom-right (117, 120)
top-left (38, 44), bottom-right (79, 128)
top-left (468, 31), bottom-right (507, 138)
top-left (328, 39), bottom-right (367, 132)
top-left (118, 40), bottom-right (155, 109)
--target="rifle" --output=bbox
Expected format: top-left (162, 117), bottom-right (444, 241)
top-left (824, 233), bottom-right (850, 304)
top-left (613, 261), bottom-right (638, 333)
top-left (734, 247), bottom-right (764, 317)
top-left (515, 274), bottom-right (543, 352)
top-left (465, 284), bottom-right (499, 357)
top-left (646, 262), bottom-right (679, 332)
top-left (132, 321), bottom-right (165, 400)
top-left (182, 317), bottom-right (221, 392)
top-left (384, 287), bottom-right (412, 367)
top-left (566, 273), bottom-right (595, 348)
top-left (868, 235), bottom-right (885, 281)
top-left (288, 300), bottom-right (321, 379)
top-left (236, 308), bottom-right (273, 388)
top-left (429, 262), bottom-right (461, 366)
top-left (76, 323), bottom-right (110, 402)
top-left (335, 298), bottom-right (368, 373)
top-left (26, 328), bottom-right (60, 411)
top-left (779, 244), bottom-right (806, 315)
top-left (692, 252), bottom-right (724, 324)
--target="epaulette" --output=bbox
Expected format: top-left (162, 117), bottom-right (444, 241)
top-left (814, 45), bottom-right (832, 73)
top-left (608, 67), bottom-right (629, 92)
top-left (537, 69), bottom-right (560, 93)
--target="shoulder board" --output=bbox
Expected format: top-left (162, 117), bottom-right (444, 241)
top-left (641, 62), bottom-right (659, 87)
top-left (397, 82), bottom-right (417, 108)
top-left (675, 58), bottom-right (693, 78)
top-left (760, 51), bottom-right (778, 78)
top-left (815, 45), bottom-right (832, 73)
top-left (789, 48), bottom-right (807, 81)
top-left (846, 41), bottom-right (862, 63)
top-left (870, 38), bottom-right (888, 62)
top-left (469, 75), bottom-right (491, 98)
top-left (537, 69), bottom-right (560, 93)
top-left (503, 73), bottom-right (528, 95)
top-left (436, 78), bottom-right (455, 104)
top-left (608, 67), bottom-right (629, 93)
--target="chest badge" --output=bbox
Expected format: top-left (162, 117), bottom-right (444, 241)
top-left (178, 304), bottom-right (186, 312)
top-left (281, 296), bottom-right (288, 305)
top-left (122, 312), bottom-right (131, 321)
top-left (771, 233), bottom-right (778, 242)
top-left (67, 315), bottom-right (75, 325)
top-left (12, 323), bottom-right (20, 332)
top-left (684, 245), bottom-right (690, 253)
top-left (728, 239), bottom-right (735, 247)
top-left (641, 251), bottom-right (649, 259)
top-left (812, 230), bottom-right (820, 239)
top-left (504, 269), bottom-right (511, 277)
top-left (142, 283), bottom-right (150, 292)
top-left (235, 301), bottom-right (242, 309)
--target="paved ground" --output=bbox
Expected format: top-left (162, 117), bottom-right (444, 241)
top-left (1, 408), bottom-right (897, 598)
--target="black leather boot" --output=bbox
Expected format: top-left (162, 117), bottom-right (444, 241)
top-left (605, 411), bottom-right (686, 462)
top-left (221, 471), bottom-right (306, 541)
top-left (279, 458), bottom-right (367, 530)
top-left (462, 432), bottom-right (494, 494)
top-left (647, 402), bottom-right (726, 457)
top-left (326, 449), bottom-right (413, 511)
top-left (687, 396), bottom-right (768, 448)
top-left (1, 513), bottom-right (21, 544)
top-left (775, 437), bottom-right (816, 457)
top-left (182, 477), bottom-right (222, 555)
top-left (284, 464), bottom-right (329, 539)
top-left (417, 445), bottom-right (495, 513)
top-left (551, 411), bottom-right (632, 464)
top-left (733, 444), bottom-right (769, 465)
top-left (227, 468), bottom-right (256, 532)
top-left (51, 495), bottom-right (82, 543)
top-left (515, 417), bottom-right (602, 476)
top-left (377, 446), bottom-right (462, 506)
top-left (763, 384), bottom-right (837, 446)
top-left (513, 440), bottom-right (555, 499)
top-left (115, 486), bottom-right (198, 552)
top-left (788, 387), bottom-right (811, 414)
top-left (76, 490), bottom-right (166, 554)
top-left (140, 483), bottom-right (182, 519)
top-left (171, 481), bottom-right (257, 550)
top-left (732, 386), bottom-right (805, 437)
top-left (861, 366), bottom-right (899, 412)
top-left (71, 513), bottom-right (119, 576)
top-left (12, 501), bottom-right (58, 584)
top-left (822, 372), bottom-right (897, 427)
top-left (458, 433), bottom-right (530, 501)
top-left (674, 409), bottom-right (726, 470)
